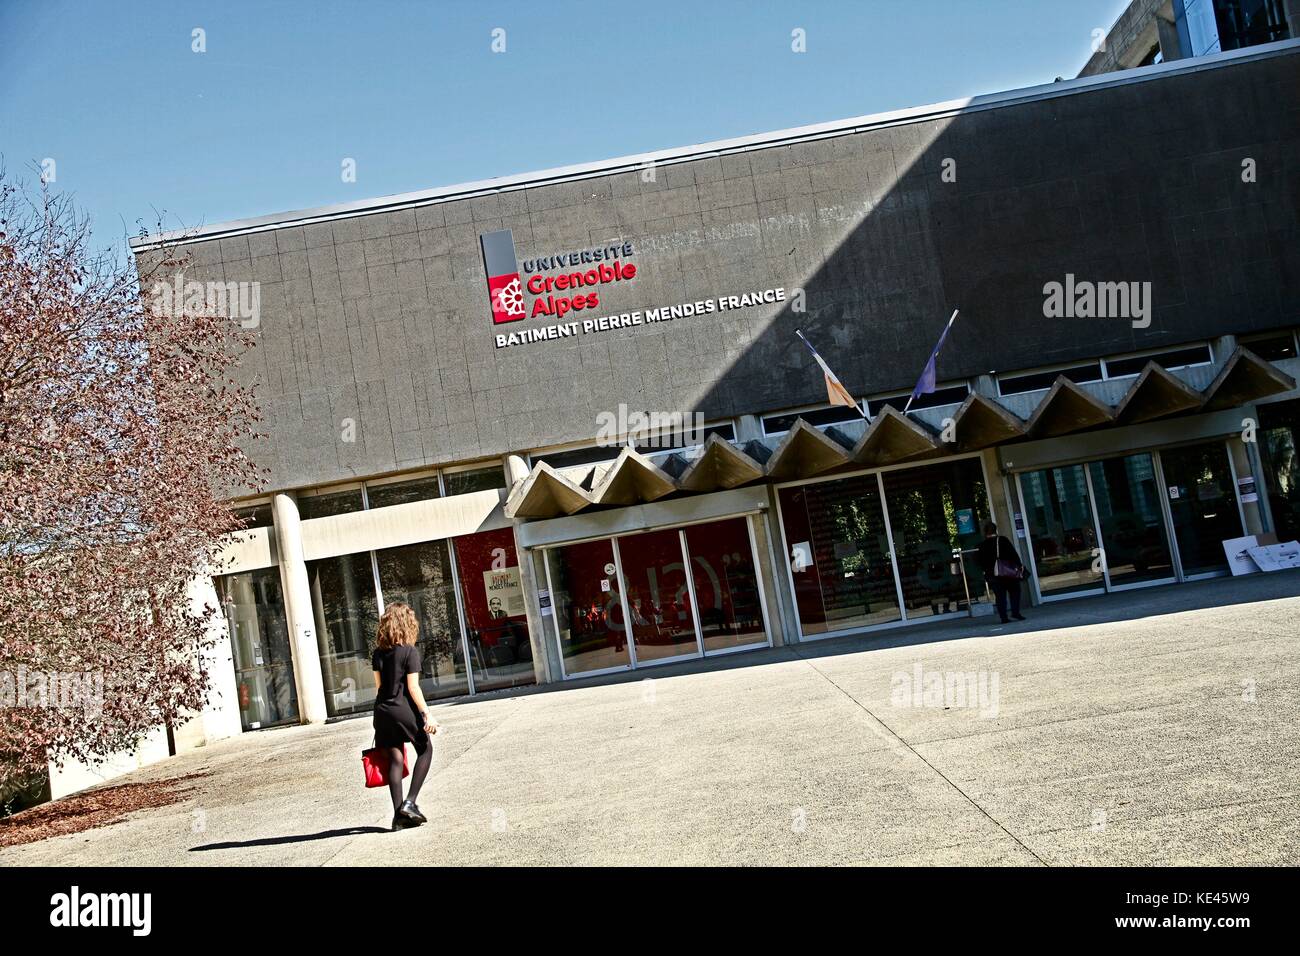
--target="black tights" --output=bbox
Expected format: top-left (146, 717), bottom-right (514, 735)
top-left (386, 745), bottom-right (433, 812)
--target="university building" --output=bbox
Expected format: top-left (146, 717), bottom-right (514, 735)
top-left (75, 36), bottom-right (1299, 792)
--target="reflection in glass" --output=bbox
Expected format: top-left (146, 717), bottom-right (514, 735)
top-left (882, 458), bottom-right (990, 618)
top-left (1160, 442), bottom-right (1243, 574)
top-left (443, 465), bottom-right (506, 497)
top-left (1020, 465), bottom-right (1103, 595)
top-left (547, 539), bottom-right (628, 675)
top-left (453, 528), bottom-right (535, 692)
top-left (779, 474), bottom-right (901, 635)
top-left (214, 568), bottom-right (299, 730)
top-left (1259, 399), bottom-right (1300, 542)
top-left (1087, 454), bottom-right (1175, 586)
top-left (307, 551), bottom-right (380, 716)
top-left (616, 528), bottom-right (699, 664)
top-left (376, 540), bottom-right (470, 700)
top-left (365, 476), bottom-right (441, 509)
top-left (299, 489), bottom-right (365, 520)
top-left (683, 518), bottom-right (767, 653)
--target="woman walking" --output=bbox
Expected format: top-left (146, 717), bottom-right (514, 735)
top-left (976, 523), bottom-right (1027, 624)
top-left (372, 602), bottom-right (437, 831)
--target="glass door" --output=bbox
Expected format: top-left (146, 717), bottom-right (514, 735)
top-left (214, 568), bottom-right (299, 730)
top-left (614, 528), bottom-right (701, 666)
top-left (683, 517), bottom-right (769, 654)
top-left (545, 538), bottom-right (629, 677)
top-left (1017, 465), bottom-right (1104, 598)
top-left (778, 473), bottom-right (902, 636)
top-left (1158, 442), bottom-right (1245, 576)
top-left (881, 458), bottom-right (991, 618)
top-left (1087, 453), bottom-right (1176, 588)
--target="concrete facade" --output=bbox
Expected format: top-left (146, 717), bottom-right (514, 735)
top-left (100, 40), bottom-right (1300, 794)
top-left (135, 40), bottom-right (1300, 494)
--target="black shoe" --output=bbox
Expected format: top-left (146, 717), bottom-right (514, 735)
top-left (999, 616), bottom-right (1009, 624)
top-left (391, 812), bottom-right (417, 832)
top-left (399, 800), bottom-right (428, 825)
top-left (1011, 613), bottom-right (1025, 621)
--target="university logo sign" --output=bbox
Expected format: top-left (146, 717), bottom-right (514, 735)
top-left (479, 228), bottom-right (638, 326)
top-left (480, 229), bottom-right (525, 325)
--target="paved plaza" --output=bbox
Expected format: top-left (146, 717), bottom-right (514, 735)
top-left (4, 572), bottom-right (1298, 866)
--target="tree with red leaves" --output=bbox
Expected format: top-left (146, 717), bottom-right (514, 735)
top-left (0, 172), bottom-right (264, 798)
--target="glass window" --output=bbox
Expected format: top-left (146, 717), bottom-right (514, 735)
top-left (1159, 441), bottom-right (1244, 574)
top-left (1259, 399), bottom-right (1300, 542)
top-left (299, 489), bottom-right (365, 520)
top-left (998, 363), bottom-right (1103, 396)
top-left (1104, 345), bottom-right (1212, 379)
top-left (617, 528), bottom-right (700, 664)
top-left (867, 384), bottom-right (968, 416)
top-left (214, 568), bottom-right (299, 730)
top-left (376, 540), bottom-right (470, 701)
top-left (779, 474), bottom-right (901, 635)
top-left (547, 539), bottom-right (628, 675)
top-left (1087, 454), bottom-right (1176, 586)
top-left (763, 405), bottom-right (863, 435)
top-left (365, 476), bottom-right (442, 509)
top-left (683, 518), bottom-right (767, 653)
top-left (531, 446), bottom-right (620, 471)
top-left (307, 551), bottom-right (380, 716)
top-left (442, 465), bottom-right (506, 497)
top-left (634, 422), bottom-right (735, 455)
top-left (1019, 465), bottom-right (1103, 596)
top-left (882, 458), bottom-right (991, 618)
top-left (232, 502), bottom-right (273, 530)
top-left (452, 528), bottom-right (535, 693)
top-left (1241, 332), bottom-right (1297, 363)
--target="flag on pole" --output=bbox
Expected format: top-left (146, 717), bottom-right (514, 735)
top-left (794, 329), bottom-right (865, 417)
top-left (903, 309), bottom-right (960, 414)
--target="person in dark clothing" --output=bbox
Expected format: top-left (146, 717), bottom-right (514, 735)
top-left (975, 523), bottom-right (1027, 624)
top-left (371, 601), bottom-right (438, 831)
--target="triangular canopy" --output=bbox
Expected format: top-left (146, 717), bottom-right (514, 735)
top-left (679, 433), bottom-right (766, 492)
top-left (764, 418), bottom-right (851, 481)
top-left (1113, 361), bottom-right (1204, 424)
top-left (851, 406), bottom-right (942, 466)
top-left (1025, 375), bottom-right (1114, 437)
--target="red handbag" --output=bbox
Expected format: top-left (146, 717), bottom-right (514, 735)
top-left (362, 740), bottom-right (409, 788)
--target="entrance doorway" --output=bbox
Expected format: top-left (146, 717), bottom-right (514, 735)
top-left (775, 455), bottom-right (994, 642)
top-left (543, 515), bottom-right (771, 679)
top-left (1159, 442), bottom-right (1246, 577)
top-left (1015, 441), bottom-right (1243, 601)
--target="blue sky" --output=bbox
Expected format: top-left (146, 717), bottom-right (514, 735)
top-left (0, 0), bottom-right (1127, 256)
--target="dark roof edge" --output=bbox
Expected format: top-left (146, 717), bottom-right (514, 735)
top-left (131, 37), bottom-right (1300, 252)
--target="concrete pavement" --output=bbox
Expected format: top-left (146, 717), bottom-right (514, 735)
top-left (3, 571), bottom-right (1298, 866)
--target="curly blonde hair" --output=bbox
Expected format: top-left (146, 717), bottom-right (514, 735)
top-left (376, 601), bottom-right (419, 650)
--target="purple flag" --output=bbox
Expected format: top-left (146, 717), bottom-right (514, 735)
top-left (905, 310), bottom-right (960, 413)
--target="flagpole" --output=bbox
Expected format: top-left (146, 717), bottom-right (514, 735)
top-left (902, 308), bottom-right (960, 415)
top-left (795, 328), bottom-right (868, 420)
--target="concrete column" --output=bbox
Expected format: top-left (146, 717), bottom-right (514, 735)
top-left (1227, 433), bottom-right (1266, 536)
top-left (515, 542), bottom-right (554, 686)
top-left (272, 493), bottom-right (329, 723)
top-left (1156, 14), bottom-right (1183, 62)
top-left (764, 484), bottom-right (803, 644)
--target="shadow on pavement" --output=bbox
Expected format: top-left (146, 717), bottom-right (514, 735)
top-left (440, 569), bottom-right (1300, 704)
top-left (189, 826), bottom-right (388, 851)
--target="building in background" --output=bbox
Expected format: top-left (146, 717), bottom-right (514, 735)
top-left (62, 36), bottom-right (1299, 799)
top-left (1078, 0), bottom-right (1297, 75)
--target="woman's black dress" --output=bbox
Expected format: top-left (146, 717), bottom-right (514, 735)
top-left (372, 644), bottom-right (430, 754)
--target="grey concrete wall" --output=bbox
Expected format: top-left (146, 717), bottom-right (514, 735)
top-left (147, 47), bottom-right (1300, 496)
